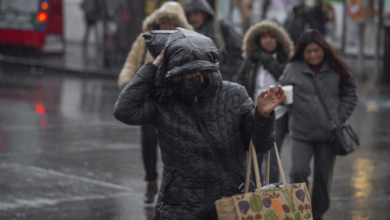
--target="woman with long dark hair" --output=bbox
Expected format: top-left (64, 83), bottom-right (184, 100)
top-left (280, 30), bottom-right (358, 220)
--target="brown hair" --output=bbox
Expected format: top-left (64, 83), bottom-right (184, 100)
top-left (291, 30), bottom-right (356, 87)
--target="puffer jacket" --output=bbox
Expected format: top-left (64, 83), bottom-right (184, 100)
top-left (114, 28), bottom-right (275, 220)
top-left (279, 60), bottom-right (358, 141)
top-left (237, 21), bottom-right (294, 97)
top-left (183, 0), bottom-right (243, 81)
top-left (117, 1), bottom-right (192, 89)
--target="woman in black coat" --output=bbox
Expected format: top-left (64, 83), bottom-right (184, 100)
top-left (237, 21), bottom-right (293, 185)
top-left (114, 28), bottom-right (286, 220)
top-left (280, 30), bottom-right (358, 220)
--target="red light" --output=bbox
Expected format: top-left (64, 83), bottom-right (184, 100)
top-left (37, 12), bottom-right (48, 23)
top-left (124, 12), bottom-right (131, 21)
top-left (41, 2), bottom-right (49, 10)
top-left (36, 104), bottom-right (45, 114)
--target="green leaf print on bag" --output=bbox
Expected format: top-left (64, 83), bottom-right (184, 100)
top-left (264, 210), bottom-right (279, 220)
top-left (250, 195), bottom-right (263, 213)
top-left (281, 187), bottom-right (296, 213)
top-left (294, 212), bottom-right (301, 220)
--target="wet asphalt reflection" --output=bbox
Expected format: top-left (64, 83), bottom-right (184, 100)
top-left (0, 66), bottom-right (389, 220)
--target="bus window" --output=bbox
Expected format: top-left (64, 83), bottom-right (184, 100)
top-left (0, 0), bottom-right (64, 53)
top-left (0, 0), bottom-right (47, 31)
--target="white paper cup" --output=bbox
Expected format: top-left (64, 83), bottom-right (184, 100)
top-left (282, 85), bottom-right (293, 105)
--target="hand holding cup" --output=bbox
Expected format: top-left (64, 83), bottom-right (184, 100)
top-left (256, 85), bottom-right (286, 117)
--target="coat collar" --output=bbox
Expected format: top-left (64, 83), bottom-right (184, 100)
top-left (301, 60), bottom-right (330, 76)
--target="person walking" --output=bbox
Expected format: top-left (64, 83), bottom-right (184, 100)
top-left (283, 1), bottom-right (310, 47)
top-left (117, 1), bottom-right (192, 204)
top-left (237, 20), bottom-right (293, 184)
top-left (80, 0), bottom-right (102, 48)
top-left (183, 0), bottom-right (243, 81)
top-left (279, 30), bottom-right (358, 220)
top-left (114, 28), bottom-right (286, 220)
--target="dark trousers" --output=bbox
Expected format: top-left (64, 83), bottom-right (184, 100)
top-left (141, 126), bottom-right (158, 181)
top-left (290, 139), bottom-right (336, 220)
top-left (257, 113), bottom-right (289, 184)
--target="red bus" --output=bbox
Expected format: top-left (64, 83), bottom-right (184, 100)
top-left (0, 0), bottom-right (64, 53)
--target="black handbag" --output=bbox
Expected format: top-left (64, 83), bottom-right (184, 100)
top-left (331, 124), bottom-right (360, 155)
top-left (310, 78), bottom-right (360, 156)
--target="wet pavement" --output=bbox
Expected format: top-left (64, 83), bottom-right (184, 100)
top-left (0, 64), bottom-right (390, 220)
top-left (0, 43), bottom-right (118, 76)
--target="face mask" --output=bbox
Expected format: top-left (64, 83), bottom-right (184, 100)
top-left (180, 74), bottom-right (204, 101)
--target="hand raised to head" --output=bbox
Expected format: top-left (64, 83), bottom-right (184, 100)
top-left (256, 85), bottom-right (286, 117)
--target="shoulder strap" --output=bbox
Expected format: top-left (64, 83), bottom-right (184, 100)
top-left (309, 78), bottom-right (335, 127)
top-left (190, 107), bottom-right (245, 193)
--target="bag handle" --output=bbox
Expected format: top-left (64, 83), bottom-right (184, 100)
top-left (245, 140), bottom-right (262, 192)
top-left (245, 142), bottom-right (287, 193)
top-left (266, 151), bottom-right (270, 185)
top-left (344, 125), bottom-right (360, 146)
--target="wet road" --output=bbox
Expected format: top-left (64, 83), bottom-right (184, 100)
top-left (0, 65), bottom-right (389, 220)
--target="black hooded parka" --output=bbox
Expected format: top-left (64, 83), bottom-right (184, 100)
top-left (114, 28), bottom-right (275, 220)
top-left (183, 0), bottom-right (243, 81)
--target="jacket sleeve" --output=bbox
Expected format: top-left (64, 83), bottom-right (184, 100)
top-left (338, 81), bottom-right (358, 124)
top-left (279, 63), bottom-right (294, 86)
top-left (239, 86), bottom-right (275, 154)
top-left (114, 63), bottom-right (159, 126)
top-left (117, 35), bottom-right (147, 88)
top-left (259, 53), bottom-right (286, 80)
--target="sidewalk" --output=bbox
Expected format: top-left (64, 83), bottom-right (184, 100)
top-left (0, 42), bottom-right (119, 77)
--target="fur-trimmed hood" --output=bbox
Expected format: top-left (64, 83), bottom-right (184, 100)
top-left (142, 1), bottom-right (193, 32)
top-left (242, 21), bottom-right (293, 59)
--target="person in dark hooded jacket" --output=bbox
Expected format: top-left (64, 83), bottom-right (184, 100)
top-left (114, 28), bottom-right (286, 220)
top-left (237, 20), bottom-right (294, 185)
top-left (284, 1), bottom-right (310, 46)
top-left (183, 0), bottom-right (243, 81)
top-left (117, 2), bottom-right (193, 204)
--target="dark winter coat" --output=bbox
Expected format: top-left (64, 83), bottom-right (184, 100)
top-left (279, 60), bottom-right (358, 141)
top-left (284, 6), bottom-right (310, 46)
top-left (183, 0), bottom-right (243, 81)
top-left (237, 21), bottom-right (294, 97)
top-left (114, 28), bottom-right (275, 220)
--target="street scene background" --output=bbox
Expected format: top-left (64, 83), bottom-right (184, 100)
top-left (1, 0), bottom-right (390, 219)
